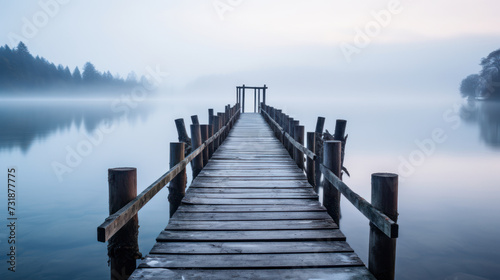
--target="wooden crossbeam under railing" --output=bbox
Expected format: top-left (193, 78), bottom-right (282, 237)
top-left (97, 108), bottom-right (239, 242)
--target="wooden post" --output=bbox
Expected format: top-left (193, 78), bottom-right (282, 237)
top-left (220, 113), bottom-right (225, 138)
top-left (306, 132), bottom-right (316, 189)
top-left (287, 118), bottom-right (294, 155)
top-left (242, 85), bottom-right (245, 113)
top-left (208, 124), bottom-right (214, 158)
top-left (322, 141), bottom-right (341, 225)
top-left (208, 109), bottom-right (214, 125)
top-left (107, 168), bottom-right (140, 280)
top-left (200, 125), bottom-right (209, 167)
top-left (283, 115), bottom-right (289, 149)
top-left (168, 143), bottom-right (186, 217)
top-left (190, 124), bottom-right (203, 178)
top-left (263, 84), bottom-right (266, 105)
top-left (369, 173), bottom-right (398, 280)
top-left (292, 120), bottom-right (299, 158)
top-left (174, 118), bottom-right (191, 148)
top-left (191, 115), bottom-right (199, 125)
top-left (294, 125), bottom-right (305, 170)
top-left (254, 89), bottom-right (257, 113)
top-left (314, 116), bottom-right (326, 188)
top-left (258, 89), bottom-right (261, 113)
top-left (334, 119), bottom-right (348, 179)
top-left (213, 115), bottom-right (220, 150)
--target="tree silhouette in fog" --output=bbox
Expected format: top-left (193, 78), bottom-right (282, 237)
top-left (460, 49), bottom-right (500, 100)
top-left (0, 41), bottom-right (140, 92)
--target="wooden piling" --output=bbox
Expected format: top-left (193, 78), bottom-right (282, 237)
top-left (200, 125), bottom-right (209, 166)
top-left (292, 120), bottom-right (299, 158)
top-left (208, 124), bottom-right (214, 158)
top-left (191, 115), bottom-right (199, 125)
top-left (306, 132), bottom-right (316, 189)
top-left (369, 173), bottom-right (398, 280)
top-left (294, 125), bottom-right (305, 170)
top-left (190, 124), bottom-right (203, 178)
top-left (213, 116), bottom-right (220, 150)
top-left (314, 117), bottom-right (326, 188)
top-left (287, 118), bottom-right (295, 155)
top-left (168, 143), bottom-right (186, 217)
top-left (107, 168), bottom-right (140, 280)
top-left (322, 141), bottom-right (342, 225)
top-left (174, 118), bottom-right (191, 152)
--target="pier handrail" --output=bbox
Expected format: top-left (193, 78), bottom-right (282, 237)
top-left (261, 109), bottom-right (316, 160)
top-left (320, 164), bottom-right (398, 238)
top-left (261, 103), bottom-right (398, 239)
top-left (97, 105), bottom-right (239, 242)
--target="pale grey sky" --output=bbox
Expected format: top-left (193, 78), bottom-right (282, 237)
top-left (1, 0), bottom-right (499, 95)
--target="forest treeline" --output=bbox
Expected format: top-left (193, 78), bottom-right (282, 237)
top-left (460, 49), bottom-right (500, 100)
top-left (0, 42), bottom-right (141, 93)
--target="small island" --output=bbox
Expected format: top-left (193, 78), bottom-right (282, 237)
top-left (460, 49), bottom-right (500, 100)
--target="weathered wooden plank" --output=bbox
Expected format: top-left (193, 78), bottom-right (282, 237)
top-left (177, 204), bottom-right (327, 212)
top-left (151, 241), bottom-right (351, 254)
top-left (182, 197), bottom-right (321, 205)
top-left (171, 211), bottom-right (332, 221)
top-left (186, 188), bottom-right (314, 194)
top-left (157, 229), bottom-right (346, 242)
top-left (165, 219), bottom-right (338, 231)
top-left (183, 193), bottom-right (318, 199)
top-left (130, 267), bottom-right (376, 280)
top-left (138, 252), bottom-right (362, 268)
top-left (189, 180), bottom-right (311, 188)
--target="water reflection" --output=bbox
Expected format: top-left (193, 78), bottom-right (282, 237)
top-left (461, 100), bottom-right (500, 148)
top-left (0, 100), bottom-right (150, 152)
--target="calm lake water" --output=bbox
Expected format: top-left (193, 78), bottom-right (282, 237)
top-left (0, 92), bottom-right (499, 280)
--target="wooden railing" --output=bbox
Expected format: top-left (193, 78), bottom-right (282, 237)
top-left (97, 103), bottom-right (240, 243)
top-left (96, 103), bottom-right (240, 279)
top-left (261, 103), bottom-right (398, 280)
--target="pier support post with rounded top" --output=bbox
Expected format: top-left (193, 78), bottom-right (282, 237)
top-left (369, 173), bottom-right (398, 280)
top-left (322, 141), bottom-right (342, 225)
top-left (107, 168), bottom-right (140, 280)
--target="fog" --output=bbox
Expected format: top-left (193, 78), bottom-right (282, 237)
top-left (1, 1), bottom-right (500, 97)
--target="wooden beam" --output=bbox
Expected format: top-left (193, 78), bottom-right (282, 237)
top-left (320, 165), bottom-right (398, 238)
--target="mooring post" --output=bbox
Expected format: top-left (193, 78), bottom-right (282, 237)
top-left (217, 112), bottom-right (224, 141)
top-left (294, 125), bottom-right (305, 170)
top-left (322, 140), bottom-right (342, 225)
top-left (208, 124), bottom-right (214, 158)
top-left (283, 115), bottom-right (290, 149)
top-left (314, 116), bottom-right (326, 188)
top-left (287, 118), bottom-right (295, 154)
top-left (107, 168), bottom-right (140, 280)
top-left (174, 118), bottom-right (191, 148)
top-left (306, 132), bottom-right (316, 189)
top-left (276, 109), bottom-right (282, 140)
top-left (168, 143), bottom-right (186, 217)
top-left (200, 125), bottom-right (209, 167)
top-left (209, 109), bottom-right (214, 125)
top-left (190, 124), bottom-right (203, 178)
top-left (213, 115), bottom-right (220, 150)
top-left (191, 115), bottom-right (199, 125)
top-left (334, 119), bottom-right (347, 179)
top-left (369, 173), bottom-right (398, 280)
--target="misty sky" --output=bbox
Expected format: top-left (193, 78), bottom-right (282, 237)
top-left (1, 0), bottom-right (500, 97)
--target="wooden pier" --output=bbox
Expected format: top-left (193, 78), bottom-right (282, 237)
top-left (130, 113), bottom-right (374, 279)
top-left (98, 85), bottom-right (398, 280)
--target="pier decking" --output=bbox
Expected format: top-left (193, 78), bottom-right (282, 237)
top-left (129, 114), bottom-right (375, 279)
